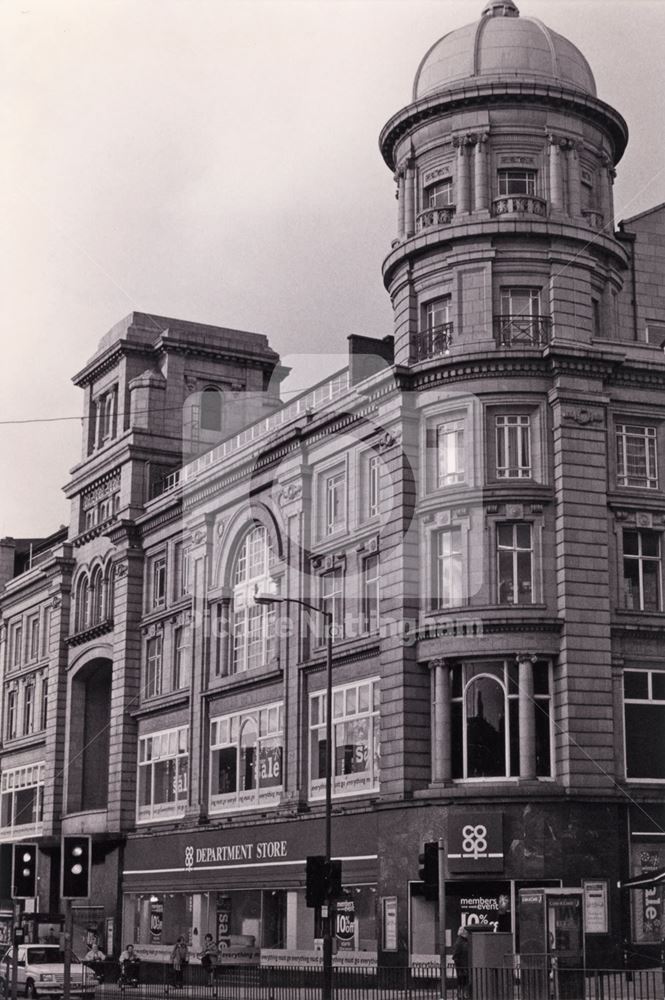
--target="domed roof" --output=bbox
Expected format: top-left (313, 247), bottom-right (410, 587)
top-left (413, 0), bottom-right (596, 101)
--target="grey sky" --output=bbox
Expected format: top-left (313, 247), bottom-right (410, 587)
top-left (1, 0), bottom-right (664, 536)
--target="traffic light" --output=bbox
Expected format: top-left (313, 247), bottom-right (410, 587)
top-left (418, 841), bottom-right (438, 901)
top-left (305, 855), bottom-right (327, 908)
top-left (326, 859), bottom-right (343, 900)
top-left (11, 844), bottom-right (37, 898)
top-left (61, 835), bottom-right (91, 898)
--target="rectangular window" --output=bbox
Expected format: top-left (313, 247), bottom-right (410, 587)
top-left (98, 387), bottom-right (117, 445)
top-left (624, 670), bottom-right (665, 779)
top-left (27, 616), bottom-right (40, 663)
top-left (424, 178), bottom-right (453, 208)
top-left (41, 607), bottom-right (51, 659)
top-left (210, 703), bottom-right (283, 814)
top-left (437, 418), bottom-right (465, 486)
top-left (433, 528), bottom-right (464, 609)
top-left (151, 556), bottom-right (167, 609)
top-left (496, 415), bottom-right (531, 478)
top-left (309, 679), bottom-right (380, 800)
top-left (173, 625), bottom-right (191, 690)
top-left (173, 542), bottom-right (191, 599)
top-left (22, 683), bottom-right (34, 736)
top-left (592, 297), bottom-right (601, 338)
top-left (497, 287), bottom-right (547, 347)
top-left (321, 568), bottom-right (344, 640)
top-left (5, 691), bottom-right (17, 741)
top-left (623, 529), bottom-right (662, 612)
top-left (145, 636), bottom-right (163, 698)
top-left (40, 679), bottom-right (48, 731)
top-left (423, 296), bottom-right (451, 331)
top-left (497, 169), bottom-right (536, 196)
top-left (0, 763), bottom-right (45, 835)
top-left (497, 523), bottom-right (534, 604)
top-left (363, 555), bottom-right (380, 634)
top-left (366, 454), bottom-right (380, 519)
top-left (9, 623), bottom-right (23, 671)
top-left (137, 726), bottom-right (188, 822)
top-left (616, 425), bottom-right (658, 489)
top-left (325, 471), bottom-right (346, 535)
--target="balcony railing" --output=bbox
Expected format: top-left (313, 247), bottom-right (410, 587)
top-left (492, 195), bottom-right (547, 218)
top-left (582, 209), bottom-right (605, 230)
top-left (494, 315), bottom-right (552, 348)
top-left (411, 323), bottom-right (453, 362)
top-left (416, 205), bottom-right (456, 231)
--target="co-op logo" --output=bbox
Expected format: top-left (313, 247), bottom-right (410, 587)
top-left (185, 846), bottom-right (194, 871)
top-left (461, 824), bottom-right (488, 860)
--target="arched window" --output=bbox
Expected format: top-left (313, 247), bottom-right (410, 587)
top-left (464, 674), bottom-right (507, 778)
top-left (200, 387), bottom-right (222, 432)
top-left (75, 576), bottom-right (90, 633)
top-left (232, 525), bottom-right (275, 673)
top-left (90, 567), bottom-right (104, 625)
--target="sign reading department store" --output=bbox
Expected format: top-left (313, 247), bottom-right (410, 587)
top-left (123, 814), bottom-right (378, 888)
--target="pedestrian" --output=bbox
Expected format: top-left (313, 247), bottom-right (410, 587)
top-left (199, 933), bottom-right (218, 987)
top-left (170, 936), bottom-right (189, 988)
top-left (452, 926), bottom-right (470, 999)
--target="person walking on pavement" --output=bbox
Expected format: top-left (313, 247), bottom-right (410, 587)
top-left (452, 926), bottom-right (470, 999)
top-left (199, 933), bottom-right (218, 987)
top-left (170, 936), bottom-right (189, 988)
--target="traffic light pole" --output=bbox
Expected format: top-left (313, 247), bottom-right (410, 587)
top-left (10, 900), bottom-right (22, 1000)
top-left (437, 837), bottom-right (446, 997)
top-left (63, 900), bottom-right (72, 1000)
top-left (322, 619), bottom-right (334, 1000)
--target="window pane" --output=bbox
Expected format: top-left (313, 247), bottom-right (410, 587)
top-left (624, 671), bottom-right (649, 699)
top-left (652, 674), bottom-right (665, 700)
top-left (465, 677), bottom-right (506, 777)
top-left (625, 704), bottom-right (665, 778)
top-left (642, 560), bottom-right (661, 611)
top-left (535, 698), bottom-right (551, 777)
top-left (623, 530), bottom-right (638, 556)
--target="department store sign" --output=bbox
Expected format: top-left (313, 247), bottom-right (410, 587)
top-left (447, 811), bottom-right (504, 873)
top-left (184, 840), bottom-right (288, 870)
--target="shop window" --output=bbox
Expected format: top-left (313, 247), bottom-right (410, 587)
top-left (432, 527), bottom-right (464, 609)
top-left (497, 523), bottom-right (534, 604)
top-left (137, 726), bottom-right (189, 822)
top-left (450, 660), bottom-right (552, 779)
top-left (624, 670), bottom-right (665, 779)
top-left (497, 169), bottom-right (536, 196)
top-left (309, 678), bottom-right (380, 801)
top-left (0, 763), bottom-right (44, 835)
top-left (616, 424), bottom-right (658, 489)
top-left (623, 529), bottom-right (662, 612)
top-left (145, 636), bottom-right (163, 699)
top-left (200, 387), bottom-right (223, 432)
top-left (232, 526), bottom-right (276, 673)
top-left (363, 555), bottom-right (380, 634)
top-left (173, 625), bottom-right (191, 690)
top-left (424, 178), bottom-right (453, 208)
top-left (209, 703), bottom-right (283, 814)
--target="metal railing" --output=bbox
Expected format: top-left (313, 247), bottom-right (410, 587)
top-left (494, 314), bottom-right (552, 348)
top-left (56, 960), bottom-right (664, 1000)
top-left (411, 323), bottom-right (454, 362)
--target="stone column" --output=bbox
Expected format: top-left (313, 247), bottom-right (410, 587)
top-left (396, 170), bottom-right (406, 239)
top-left (548, 135), bottom-right (564, 212)
top-left (474, 133), bottom-right (489, 211)
top-left (517, 653), bottom-right (537, 780)
top-left (454, 137), bottom-right (470, 213)
top-left (567, 141), bottom-right (582, 218)
top-left (430, 658), bottom-right (452, 783)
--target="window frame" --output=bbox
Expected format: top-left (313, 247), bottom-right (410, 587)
top-left (22, 682), bottom-right (34, 737)
top-left (150, 555), bottom-right (167, 611)
top-left (145, 635), bottom-right (164, 699)
top-left (0, 763), bottom-right (45, 836)
top-left (9, 622), bottom-right (23, 671)
top-left (424, 177), bottom-right (453, 209)
top-left (432, 526), bottom-right (465, 610)
top-left (436, 417), bottom-right (466, 487)
top-left (497, 169), bottom-right (537, 197)
top-left (308, 678), bottom-right (380, 801)
top-left (137, 726), bottom-right (189, 823)
top-left (320, 566), bottom-right (344, 642)
top-left (173, 624), bottom-right (191, 690)
top-left (622, 529), bottom-right (662, 613)
top-left (5, 689), bottom-right (17, 741)
top-left (496, 522), bottom-right (534, 605)
top-left (495, 414), bottom-right (532, 479)
top-left (421, 295), bottom-right (452, 332)
top-left (324, 469), bottom-right (347, 537)
top-left (362, 554), bottom-right (380, 634)
top-left (209, 702), bottom-right (284, 815)
top-left (616, 424), bottom-right (658, 490)
top-left (623, 668), bottom-right (665, 781)
top-left (231, 525), bottom-right (276, 674)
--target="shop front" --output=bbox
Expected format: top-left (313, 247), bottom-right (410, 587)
top-left (121, 812), bottom-right (378, 966)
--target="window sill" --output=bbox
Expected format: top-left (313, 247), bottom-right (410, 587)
top-left (206, 662), bottom-right (282, 694)
top-left (131, 690), bottom-right (189, 718)
top-left (0, 732), bottom-right (46, 752)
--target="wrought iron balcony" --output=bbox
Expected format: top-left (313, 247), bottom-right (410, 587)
top-left (416, 205), bottom-right (456, 232)
top-left (492, 195), bottom-right (547, 218)
top-left (411, 323), bottom-right (453, 362)
top-left (494, 315), bottom-right (552, 348)
top-left (582, 209), bottom-right (605, 230)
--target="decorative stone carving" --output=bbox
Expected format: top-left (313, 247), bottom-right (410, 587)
top-left (192, 529), bottom-right (206, 545)
top-left (377, 430), bottom-right (397, 452)
top-left (51, 596), bottom-right (62, 609)
top-left (216, 521), bottom-right (226, 539)
top-left (278, 483), bottom-right (303, 506)
top-left (636, 512), bottom-right (653, 528)
top-left (506, 504), bottom-right (524, 519)
top-left (530, 504), bottom-right (544, 514)
top-left (114, 563), bottom-right (128, 578)
top-left (81, 472), bottom-right (121, 511)
top-left (561, 407), bottom-right (603, 426)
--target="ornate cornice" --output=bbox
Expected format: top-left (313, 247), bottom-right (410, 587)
top-left (66, 618), bottom-right (114, 647)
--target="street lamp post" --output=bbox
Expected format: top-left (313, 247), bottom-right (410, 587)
top-left (255, 591), bottom-right (334, 1000)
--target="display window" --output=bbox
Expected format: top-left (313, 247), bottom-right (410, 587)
top-left (209, 703), bottom-right (283, 814)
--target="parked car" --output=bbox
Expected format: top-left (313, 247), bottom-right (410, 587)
top-left (0, 944), bottom-right (96, 999)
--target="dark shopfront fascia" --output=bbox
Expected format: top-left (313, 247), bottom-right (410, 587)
top-left (121, 812), bottom-right (378, 966)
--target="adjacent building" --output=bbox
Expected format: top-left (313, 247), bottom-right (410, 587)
top-left (1, 0), bottom-right (665, 969)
